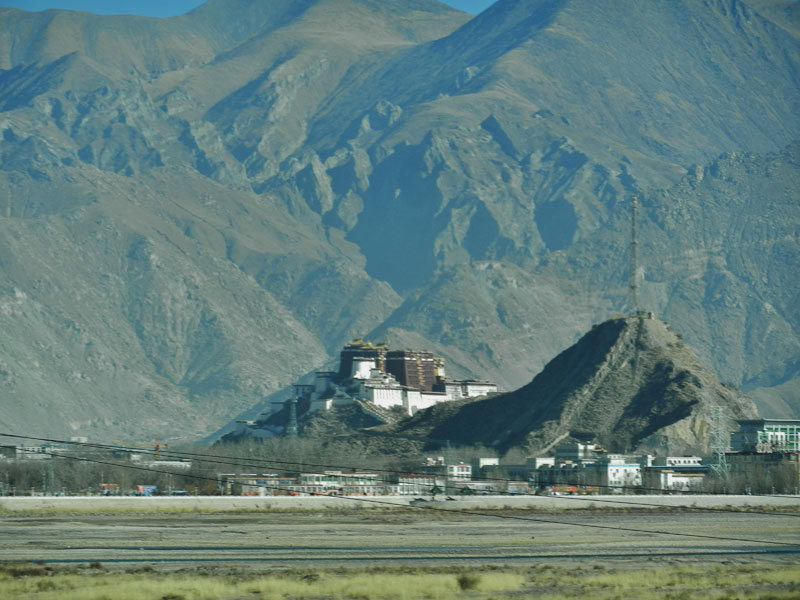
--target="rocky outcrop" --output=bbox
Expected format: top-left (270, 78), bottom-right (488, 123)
top-left (389, 316), bottom-right (758, 455)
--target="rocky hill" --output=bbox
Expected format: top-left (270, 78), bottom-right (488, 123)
top-left (226, 315), bottom-right (758, 457)
top-left (0, 0), bottom-right (797, 442)
top-left (385, 316), bottom-right (759, 455)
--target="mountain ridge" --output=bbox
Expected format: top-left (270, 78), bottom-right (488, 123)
top-left (0, 0), bottom-right (796, 442)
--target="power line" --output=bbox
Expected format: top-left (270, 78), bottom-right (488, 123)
top-left (14, 447), bottom-right (800, 549)
top-left (9, 432), bottom-right (798, 502)
top-left (127, 443), bottom-right (800, 516)
top-left (5, 432), bottom-right (800, 505)
top-left (3, 433), bottom-right (800, 518)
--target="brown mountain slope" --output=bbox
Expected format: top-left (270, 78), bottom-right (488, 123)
top-left (0, 0), bottom-right (796, 442)
top-left (387, 316), bottom-right (758, 455)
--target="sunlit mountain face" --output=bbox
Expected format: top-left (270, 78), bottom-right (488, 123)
top-left (0, 0), bottom-right (797, 441)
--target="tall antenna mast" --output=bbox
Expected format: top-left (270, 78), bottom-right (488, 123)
top-left (707, 405), bottom-right (730, 485)
top-left (629, 194), bottom-right (640, 315)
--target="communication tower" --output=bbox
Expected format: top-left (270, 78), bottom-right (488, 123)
top-left (629, 194), bottom-right (640, 315)
top-left (707, 405), bottom-right (730, 481)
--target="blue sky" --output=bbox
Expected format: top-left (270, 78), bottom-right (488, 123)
top-left (0, 0), bottom-right (496, 17)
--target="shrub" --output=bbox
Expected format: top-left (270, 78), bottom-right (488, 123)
top-left (456, 573), bottom-right (481, 590)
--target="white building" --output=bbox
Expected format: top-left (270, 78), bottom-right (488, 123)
top-left (352, 362), bottom-right (405, 409)
top-left (269, 342), bottom-right (499, 420)
top-left (642, 469), bottom-right (705, 492)
top-left (645, 456), bottom-right (704, 468)
top-left (0, 445), bottom-right (51, 460)
top-left (446, 463), bottom-right (472, 479)
top-left (309, 387), bottom-right (358, 413)
top-left (398, 474), bottom-right (444, 496)
top-left (442, 380), bottom-right (498, 401)
top-left (554, 442), bottom-right (604, 463)
top-left (582, 455), bottom-right (642, 492)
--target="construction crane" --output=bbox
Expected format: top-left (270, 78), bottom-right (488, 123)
top-left (111, 438), bottom-right (168, 460)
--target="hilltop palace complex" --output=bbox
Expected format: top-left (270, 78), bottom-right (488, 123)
top-left (268, 339), bottom-right (497, 418)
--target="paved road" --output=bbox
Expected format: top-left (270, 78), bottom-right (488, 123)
top-left (1, 510), bottom-right (798, 567)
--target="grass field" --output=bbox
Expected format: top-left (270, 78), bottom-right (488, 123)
top-left (1, 562), bottom-right (799, 600)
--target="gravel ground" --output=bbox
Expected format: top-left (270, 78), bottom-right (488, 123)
top-left (1, 502), bottom-right (798, 569)
top-left (2, 493), bottom-right (799, 512)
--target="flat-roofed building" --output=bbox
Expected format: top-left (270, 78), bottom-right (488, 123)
top-left (477, 457), bottom-right (538, 483)
top-left (446, 462), bottom-right (472, 479)
top-left (642, 469), bottom-right (706, 492)
top-left (583, 455), bottom-right (642, 492)
top-left (0, 445), bottom-right (51, 460)
top-left (439, 380), bottom-right (498, 400)
top-left (554, 442), bottom-right (604, 463)
top-left (640, 457), bottom-right (706, 492)
top-left (397, 474), bottom-right (445, 496)
top-left (731, 419), bottom-right (800, 453)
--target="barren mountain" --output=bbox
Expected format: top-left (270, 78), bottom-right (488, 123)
top-left (0, 0), bottom-right (797, 442)
top-left (387, 316), bottom-right (759, 455)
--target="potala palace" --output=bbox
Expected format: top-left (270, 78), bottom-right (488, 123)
top-left (269, 339), bottom-right (497, 417)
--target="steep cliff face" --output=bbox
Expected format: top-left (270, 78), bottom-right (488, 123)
top-left (391, 317), bottom-right (758, 454)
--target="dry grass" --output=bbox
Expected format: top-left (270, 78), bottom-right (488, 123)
top-left (1, 563), bottom-right (798, 600)
top-left (0, 568), bottom-right (525, 600)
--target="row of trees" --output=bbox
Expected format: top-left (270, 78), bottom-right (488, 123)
top-left (0, 454), bottom-right (150, 496)
top-left (703, 464), bottom-right (799, 495)
top-left (0, 437), bottom-right (433, 495)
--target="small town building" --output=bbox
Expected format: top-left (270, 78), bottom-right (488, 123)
top-left (397, 474), bottom-right (444, 496)
top-left (731, 419), bottom-right (800, 453)
top-left (419, 456), bottom-right (472, 479)
top-left (477, 457), bottom-right (538, 483)
top-left (0, 445), bottom-right (51, 460)
top-left (554, 441), bottom-right (605, 463)
top-left (223, 474), bottom-right (298, 496)
top-left (220, 471), bottom-right (395, 496)
top-left (640, 455), bottom-right (707, 492)
top-left (642, 469), bottom-right (705, 492)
